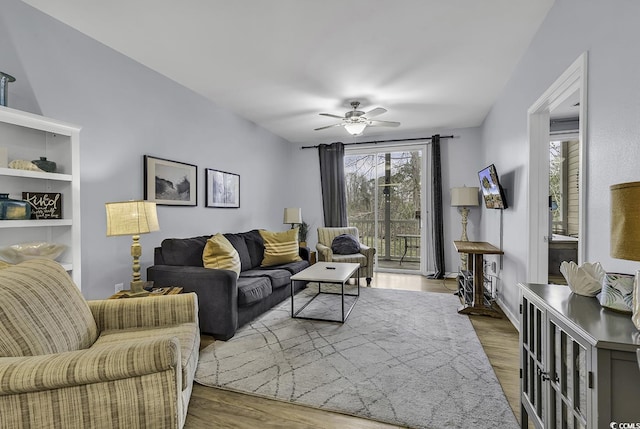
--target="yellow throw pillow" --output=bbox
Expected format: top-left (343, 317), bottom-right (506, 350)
top-left (203, 233), bottom-right (241, 278)
top-left (260, 228), bottom-right (302, 267)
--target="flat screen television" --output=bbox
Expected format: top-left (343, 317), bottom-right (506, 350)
top-left (478, 164), bottom-right (508, 209)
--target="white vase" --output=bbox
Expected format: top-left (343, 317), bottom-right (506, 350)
top-left (633, 270), bottom-right (640, 330)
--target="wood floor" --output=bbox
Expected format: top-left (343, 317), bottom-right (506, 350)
top-left (185, 272), bottom-right (523, 428)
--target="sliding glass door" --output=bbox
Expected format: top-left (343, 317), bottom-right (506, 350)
top-left (344, 145), bottom-right (426, 273)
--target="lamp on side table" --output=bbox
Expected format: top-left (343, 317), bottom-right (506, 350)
top-left (451, 186), bottom-right (479, 271)
top-left (283, 207), bottom-right (302, 229)
top-left (105, 200), bottom-right (159, 297)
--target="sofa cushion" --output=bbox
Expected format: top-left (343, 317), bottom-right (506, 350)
top-left (330, 252), bottom-right (367, 268)
top-left (223, 233), bottom-right (252, 271)
top-left (161, 236), bottom-right (210, 267)
top-left (259, 229), bottom-right (302, 267)
top-left (203, 233), bottom-right (241, 278)
top-left (265, 260), bottom-right (310, 275)
top-left (240, 268), bottom-right (291, 289)
top-left (239, 230), bottom-right (265, 269)
top-left (331, 233), bottom-right (361, 255)
top-left (237, 276), bottom-right (272, 307)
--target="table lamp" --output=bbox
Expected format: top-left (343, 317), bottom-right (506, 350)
top-left (283, 207), bottom-right (302, 229)
top-left (610, 181), bottom-right (640, 330)
top-left (106, 200), bottom-right (159, 297)
top-left (451, 186), bottom-right (479, 271)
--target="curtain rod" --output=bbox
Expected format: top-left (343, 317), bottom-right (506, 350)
top-left (300, 135), bottom-right (455, 149)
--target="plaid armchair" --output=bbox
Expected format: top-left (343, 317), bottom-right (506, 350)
top-left (316, 226), bottom-right (376, 286)
top-left (0, 259), bottom-right (199, 429)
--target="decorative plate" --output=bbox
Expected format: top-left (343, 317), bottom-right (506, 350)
top-left (0, 242), bottom-right (67, 264)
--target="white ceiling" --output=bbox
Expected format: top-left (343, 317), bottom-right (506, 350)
top-left (22, 0), bottom-right (555, 145)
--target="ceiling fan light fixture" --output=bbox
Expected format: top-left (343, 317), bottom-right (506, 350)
top-left (344, 122), bottom-right (367, 135)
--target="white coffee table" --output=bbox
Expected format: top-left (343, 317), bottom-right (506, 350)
top-left (290, 261), bottom-right (360, 323)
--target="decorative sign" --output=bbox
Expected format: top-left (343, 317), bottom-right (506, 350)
top-left (22, 192), bottom-right (62, 219)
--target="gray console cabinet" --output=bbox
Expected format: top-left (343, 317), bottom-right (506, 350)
top-left (519, 283), bottom-right (640, 428)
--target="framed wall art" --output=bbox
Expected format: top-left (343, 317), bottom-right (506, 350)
top-left (206, 168), bottom-right (240, 208)
top-left (144, 155), bottom-right (197, 206)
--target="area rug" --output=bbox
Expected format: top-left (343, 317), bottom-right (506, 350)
top-left (195, 285), bottom-right (518, 429)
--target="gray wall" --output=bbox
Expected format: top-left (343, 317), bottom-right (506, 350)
top-left (0, 0), bottom-right (298, 299)
top-left (480, 0), bottom-right (640, 319)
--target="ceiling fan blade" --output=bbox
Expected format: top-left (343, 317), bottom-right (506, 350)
top-left (364, 107), bottom-right (387, 118)
top-left (369, 120), bottom-right (401, 127)
top-left (314, 123), bottom-right (344, 131)
top-left (319, 113), bottom-right (345, 119)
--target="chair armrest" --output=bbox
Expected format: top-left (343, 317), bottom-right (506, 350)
top-left (359, 243), bottom-right (376, 259)
top-left (0, 337), bottom-right (179, 396)
top-left (88, 293), bottom-right (198, 332)
top-left (316, 243), bottom-right (333, 261)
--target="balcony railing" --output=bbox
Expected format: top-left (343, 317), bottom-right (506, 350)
top-left (349, 219), bottom-right (421, 264)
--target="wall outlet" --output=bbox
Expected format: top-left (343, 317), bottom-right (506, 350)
top-left (115, 283), bottom-right (124, 293)
top-left (491, 261), bottom-right (497, 273)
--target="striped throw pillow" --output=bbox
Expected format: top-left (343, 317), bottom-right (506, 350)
top-left (203, 233), bottom-right (241, 278)
top-left (260, 228), bottom-right (302, 267)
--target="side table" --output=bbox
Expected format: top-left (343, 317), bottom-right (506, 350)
top-left (109, 286), bottom-right (183, 299)
top-left (453, 240), bottom-right (503, 317)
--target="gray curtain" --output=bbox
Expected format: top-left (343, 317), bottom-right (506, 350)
top-left (318, 142), bottom-right (347, 227)
top-left (428, 134), bottom-right (445, 279)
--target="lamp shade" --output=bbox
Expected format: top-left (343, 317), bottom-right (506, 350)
top-left (610, 182), bottom-right (640, 261)
top-left (344, 122), bottom-right (367, 135)
top-left (451, 187), bottom-right (479, 207)
top-left (283, 207), bottom-right (302, 225)
top-left (105, 200), bottom-right (159, 236)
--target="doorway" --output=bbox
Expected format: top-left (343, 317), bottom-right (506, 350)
top-left (527, 53), bottom-right (587, 284)
top-left (344, 145), bottom-right (427, 274)
top-left (548, 133), bottom-right (579, 284)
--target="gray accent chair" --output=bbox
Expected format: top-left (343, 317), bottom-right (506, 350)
top-left (316, 226), bottom-right (375, 286)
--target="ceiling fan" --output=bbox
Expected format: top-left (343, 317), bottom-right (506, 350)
top-left (314, 101), bottom-right (400, 135)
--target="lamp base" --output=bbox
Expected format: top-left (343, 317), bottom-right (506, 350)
top-left (122, 280), bottom-right (151, 297)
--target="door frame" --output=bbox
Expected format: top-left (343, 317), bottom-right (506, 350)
top-left (527, 53), bottom-right (588, 283)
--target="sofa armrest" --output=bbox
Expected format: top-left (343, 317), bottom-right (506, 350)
top-left (147, 265), bottom-right (238, 339)
top-left (316, 242), bottom-right (333, 261)
top-left (299, 246), bottom-right (310, 262)
top-left (88, 293), bottom-right (198, 332)
top-left (0, 337), bottom-right (179, 395)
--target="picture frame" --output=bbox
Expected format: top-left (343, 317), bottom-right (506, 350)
top-left (205, 168), bottom-right (240, 208)
top-left (144, 155), bottom-right (197, 206)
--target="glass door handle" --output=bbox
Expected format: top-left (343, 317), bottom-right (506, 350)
top-left (537, 367), bottom-right (551, 381)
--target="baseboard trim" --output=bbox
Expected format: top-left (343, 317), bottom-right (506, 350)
top-left (496, 296), bottom-right (519, 331)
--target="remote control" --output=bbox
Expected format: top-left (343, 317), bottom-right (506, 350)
top-left (326, 266), bottom-right (336, 270)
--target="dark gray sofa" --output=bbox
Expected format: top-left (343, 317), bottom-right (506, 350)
top-left (147, 230), bottom-right (310, 340)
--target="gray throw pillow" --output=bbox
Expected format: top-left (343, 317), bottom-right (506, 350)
top-left (331, 234), bottom-right (361, 255)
